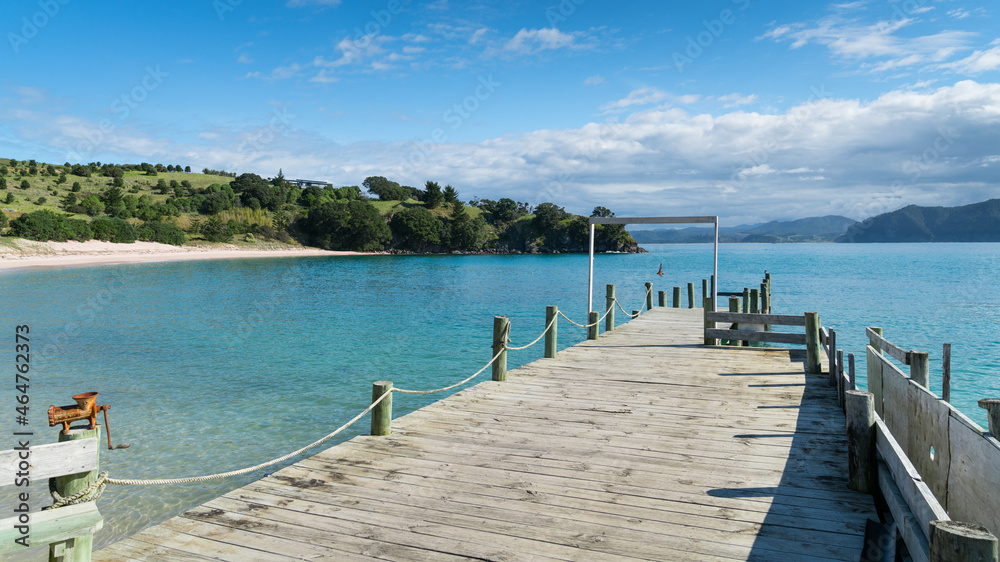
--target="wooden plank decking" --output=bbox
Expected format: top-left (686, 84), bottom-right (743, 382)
top-left (96, 307), bottom-right (876, 561)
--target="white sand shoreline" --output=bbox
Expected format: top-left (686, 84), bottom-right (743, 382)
top-left (0, 239), bottom-right (372, 272)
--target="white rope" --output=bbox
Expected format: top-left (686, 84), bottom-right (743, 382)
top-left (558, 299), bottom-right (616, 328)
top-left (107, 391), bottom-right (391, 486)
top-left (393, 346), bottom-right (505, 395)
top-left (504, 314), bottom-right (557, 351)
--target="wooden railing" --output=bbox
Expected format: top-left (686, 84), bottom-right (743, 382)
top-left (0, 434), bottom-right (104, 560)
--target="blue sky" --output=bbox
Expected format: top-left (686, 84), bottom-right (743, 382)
top-left (2, 0), bottom-right (998, 225)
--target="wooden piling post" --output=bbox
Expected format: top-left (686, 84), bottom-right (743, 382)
top-left (845, 390), bottom-right (876, 494)
top-left (631, 310), bottom-right (640, 319)
top-left (910, 351), bottom-right (929, 388)
top-left (544, 305), bottom-right (558, 359)
top-left (728, 296), bottom-right (740, 347)
top-left (837, 349), bottom-right (845, 410)
top-left (492, 316), bottom-right (508, 381)
top-left (703, 297), bottom-right (716, 345)
top-left (827, 329), bottom-right (837, 386)
top-left (687, 283), bottom-right (695, 309)
top-left (868, 327), bottom-right (883, 353)
top-left (764, 272), bottom-right (772, 313)
top-left (371, 382), bottom-right (393, 436)
top-left (587, 311), bottom-right (599, 340)
top-left (742, 288), bottom-right (750, 313)
top-left (49, 426), bottom-right (100, 562)
top-left (942, 343), bottom-right (951, 403)
top-left (848, 353), bottom-right (856, 391)
top-left (750, 289), bottom-right (759, 314)
top-left (929, 520), bottom-right (998, 562)
top-left (605, 285), bottom-right (616, 333)
top-left (979, 399), bottom-right (1000, 438)
top-left (672, 287), bottom-right (681, 308)
top-left (760, 282), bottom-right (768, 315)
top-left (658, 291), bottom-right (666, 307)
top-left (805, 312), bottom-right (821, 374)
top-left (645, 282), bottom-right (653, 311)
top-left (701, 279), bottom-right (708, 306)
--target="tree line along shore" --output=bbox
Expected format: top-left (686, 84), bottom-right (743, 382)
top-left (0, 159), bottom-right (640, 254)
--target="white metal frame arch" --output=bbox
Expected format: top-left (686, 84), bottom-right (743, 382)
top-left (587, 216), bottom-right (719, 313)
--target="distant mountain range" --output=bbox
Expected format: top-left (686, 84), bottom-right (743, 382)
top-left (837, 199), bottom-right (1000, 242)
top-left (629, 215), bottom-right (857, 244)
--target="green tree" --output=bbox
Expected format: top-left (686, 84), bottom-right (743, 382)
top-left (448, 201), bottom-right (488, 250)
top-left (8, 210), bottom-right (93, 241)
top-left (231, 173), bottom-right (279, 210)
top-left (71, 182), bottom-right (82, 192)
top-left (4, 193), bottom-right (14, 204)
top-left (443, 184), bottom-right (459, 205)
top-left (591, 206), bottom-right (614, 218)
top-left (57, 172), bottom-right (67, 184)
top-left (0, 178), bottom-right (6, 190)
top-left (20, 179), bottom-right (30, 190)
top-left (0, 165), bottom-right (7, 176)
top-left (362, 176), bottom-right (405, 200)
top-left (390, 206), bottom-right (445, 250)
top-left (46, 165), bottom-right (56, 176)
top-left (185, 166), bottom-right (191, 172)
top-left (532, 202), bottom-right (568, 232)
top-left (80, 195), bottom-right (105, 216)
top-left (36, 197), bottom-right (47, 205)
top-left (90, 217), bottom-right (138, 243)
top-left (201, 216), bottom-right (232, 242)
top-left (138, 221), bottom-right (186, 246)
top-left (423, 181), bottom-right (444, 209)
top-left (297, 200), bottom-right (390, 251)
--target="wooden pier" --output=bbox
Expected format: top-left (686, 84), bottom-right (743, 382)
top-left (96, 307), bottom-right (876, 561)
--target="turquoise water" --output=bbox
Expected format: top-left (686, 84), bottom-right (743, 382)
top-left (2, 243), bottom-right (999, 550)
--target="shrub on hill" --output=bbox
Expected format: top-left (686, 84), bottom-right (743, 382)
top-left (137, 221), bottom-right (186, 246)
top-left (390, 206), bottom-right (445, 251)
top-left (8, 210), bottom-right (93, 242)
top-left (90, 217), bottom-right (138, 243)
top-left (296, 199), bottom-right (390, 251)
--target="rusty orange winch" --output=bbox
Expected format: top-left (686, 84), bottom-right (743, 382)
top-left (48, 391), bottom-right (130, 450)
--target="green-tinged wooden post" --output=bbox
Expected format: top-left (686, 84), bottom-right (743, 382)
top-left (492, 316), bottom-right (508, 381)
top-left (760, 282), bottom-right (768, 315)
top-left (837, 349), bottom-right (845, 411)
top-left (631, 310), bottom-right (640, 319)
top-left (942, 343), bottom-right (951, 403)
top-left (868, 327), bottom-right (883, 353)
top-left (805, 312), bottom-right (821, 374)
top-left (910, 351), bottom-right (929, 389)
top-left (929, 520), bottom-right (998, 562)
top-left (742, 288), bottom-right (750, 313)
top-left (848, 353), bottom-right (856, 391)
top-left (587, 311), bottom-right (599, 340)
top-left (605, 284), bottom-right (616, 332)
top-left (710, 275), bottom-right (716, 301)
top-left (701, 279), bottom-right (708, 307)
top-left (703, 297), bottom-right (716, 345)
top-left (979, 399), bottom-right (1000, 438)
top-left (845, 390), bottom-right (876, 494)
top-left (49, 426), bottom-right (100, 562)
top-left (672, 287), bottom-right (681, 308)
top-left (645, 282), bottom-right (653, 311)
top-left (658, 291), bottom-right (666, 307)
top-left (727, 296), bottom-right (740, 347)
top-left (371, 381), bottom-right (393, 436)
top-left (687, 283), bottom-right (695, 309)
top-left (544, 305), bottom-right (558, 359)
top-left (827, 328), bottom-right (837, 386)
top-left (750, 289), bottom-right (759, 314)
top-left (764, 272), bottom-right (772, 313)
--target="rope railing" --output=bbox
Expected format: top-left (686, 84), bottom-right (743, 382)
top-left (106, 280), bottom-right (659, 487)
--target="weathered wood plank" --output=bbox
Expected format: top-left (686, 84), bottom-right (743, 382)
top-left (706, 329), bottom-right (806, 345)
top-left (945, 409), bottom-right (1000, 539)
top-left (706, 312), bottom-right (806, 326)
top-left (0, 502), bottom-right (103, 554)
top-left (875, 418), bottom-right (949, 542)
top-left (0, 437), bottom-right (99, 484)
top-left (867, 326), bottom-right (911, 364)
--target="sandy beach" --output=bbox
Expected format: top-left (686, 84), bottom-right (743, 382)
top-left (0, 238), bottom-right (369, 271)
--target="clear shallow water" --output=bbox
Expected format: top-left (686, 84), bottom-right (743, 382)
top-left (2, 243), bottom-right (999, 550)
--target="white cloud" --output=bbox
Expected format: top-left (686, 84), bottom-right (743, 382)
top-left (584, 75), bottom-right (605, 86)
top-left (600, 88), bottom-right (668, 113)
top-left (237, 53), bottom-right (253, 64)
top-left (717, 93), bottom-right (757, 108)
top-left (469, 28), bottom-right (488, 45)
top-left (502, 28), bottom-right (589, 56)
top-left (938, 40), bottom-right (1000, 74)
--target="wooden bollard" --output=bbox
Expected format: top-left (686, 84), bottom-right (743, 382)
top-left (728, 296), bottom-right (740, 347)
top-left (50, 426), bottom-right (100, 561)
top-left (587, 311), bottom-right (599, 340)
top-left (979, 399), bottom-right (1000, 438)
top-left (710, 275), bottom-right (716, 299)
top-left (645, 282), bottom-right (653, 311)
top-left (605, 284), bottom-right (616, 333)
top-left (371, 381), bottom-right (393, 436)
top-left (805, 312), bottom-right (821, 374)
top-left (868, 326), bottom-right (883, 353)
top-left (544, 305), bottom-right (558, 359)
top-left (672, 286), bottom-right (681, 308)
top-left (631, 310), bottom-right (639, 319)
top-left (703, 297), bottom-right (716, 345)
top-left (492, 316), bottom-right (508, 381)
top-left (848, 353), bottom-right (856, 391)
top-left (943, 343), bottom-right (952, 403)
top-left (910, 351), bottom-right (929, 388)
top-left (764, 272), bottom-right (772, 313)
top-left (658, 291), bottom-right (666, 307)
top-left (687, 282), bottom-right (695, 309)
top-left (750, 289), bottom-right (759, 314)
top-left (827, 328), bottom-right (837, 386)
top-left (701, 279), bottom-right (708, 306)
top-left (760, 282), bottom-right (768, 315)
top-left (742, 288), bottom-right (750, 313)
top-left (837, 349), bottom-right (845, 410)
top-left (845, 390), bottom-right (876, 494)
top-left (929, 520), bottom-right (999, 562)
